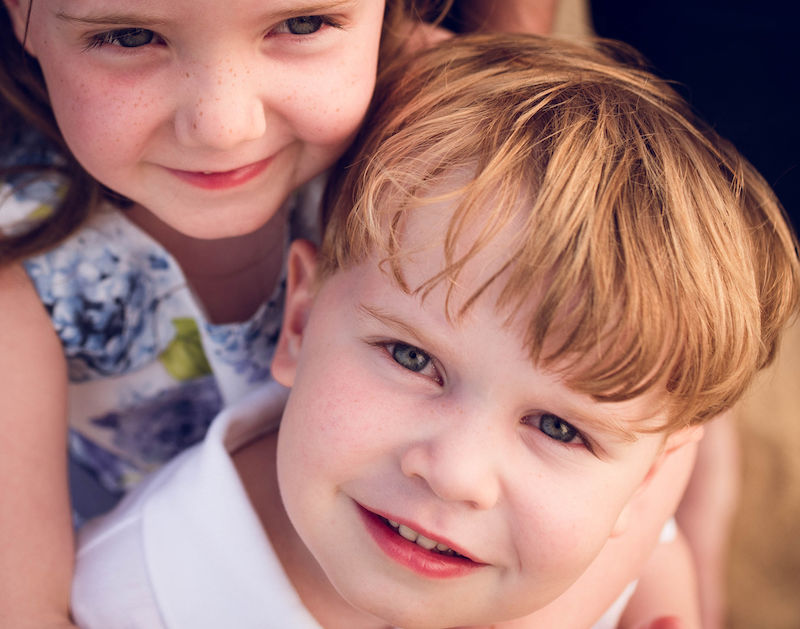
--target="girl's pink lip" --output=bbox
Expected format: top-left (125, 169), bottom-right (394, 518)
top-left (357, 503), bottom-right (486, 579)
top-left (168, 156), bottom-right (273, 190)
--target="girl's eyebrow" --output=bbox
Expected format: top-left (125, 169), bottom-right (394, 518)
top-left (55, 1), bottom-right (359, 27)
top-left (55, 11), bottom-right (167, 27)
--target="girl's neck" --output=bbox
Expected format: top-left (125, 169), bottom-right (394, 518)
top-left (125, 203), bottom-right (288, 324)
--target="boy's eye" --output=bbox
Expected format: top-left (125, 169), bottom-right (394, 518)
top-left (87, 28), bottom-right (157, 49)
top-left (537, 414), bottom-right (581, 444)
top-left (391, 343), bottom-right (431, 373)
top-left (284, 16), bottom-right (325, 35)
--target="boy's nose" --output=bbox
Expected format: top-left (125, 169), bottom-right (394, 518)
top-left (174, 60), bottom-right (267, 150)
top-left (400, 415), bottom-right (501, 510)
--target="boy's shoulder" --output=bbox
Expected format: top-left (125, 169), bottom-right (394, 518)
top-left (71, 382), bottom-right (317, 629)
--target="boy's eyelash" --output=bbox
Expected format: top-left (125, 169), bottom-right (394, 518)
top-left (373, 340), bottom-right (443, 385)
top-left (523, 413), bottom-right (596, 454)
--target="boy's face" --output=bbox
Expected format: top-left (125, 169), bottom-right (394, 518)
top-left (272, 213), bottom-right (684, 627)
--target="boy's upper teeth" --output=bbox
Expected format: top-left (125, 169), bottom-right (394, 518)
top-left (387, 520), bottom-right (455, 554)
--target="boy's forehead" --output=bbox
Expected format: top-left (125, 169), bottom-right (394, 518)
top-left (390, 185), bottom-right (526, 292)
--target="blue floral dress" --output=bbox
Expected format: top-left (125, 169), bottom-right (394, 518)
top-left (1, 135), bottom-right (322, 514)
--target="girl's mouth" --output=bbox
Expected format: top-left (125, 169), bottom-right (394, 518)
top-left (168, 156), bottom-right (273, 190)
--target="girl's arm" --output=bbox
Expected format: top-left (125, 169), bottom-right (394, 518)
top-left (0, 262), bottom-right (77, 628)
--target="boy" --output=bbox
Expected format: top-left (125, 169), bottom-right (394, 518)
top-left (71, 35), bottom-right (799, 628)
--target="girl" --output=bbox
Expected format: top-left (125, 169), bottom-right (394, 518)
top-left (0, 1), bottom-right (448, 625)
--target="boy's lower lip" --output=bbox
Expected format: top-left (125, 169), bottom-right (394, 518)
top-left (167, 157), bottom-right (273, 190)
top-left (357, 503), bottom-right (484, 579)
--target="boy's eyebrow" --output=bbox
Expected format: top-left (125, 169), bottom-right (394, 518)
top-left (560, 405), bottom-right (641, 444)
top-left (358, 304), bottom-right (428, 344)
top-left (55, 0), bottom-right (359, 27)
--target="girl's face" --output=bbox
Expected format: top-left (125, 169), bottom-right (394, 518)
top-left (5, 0), bottom-right (386, 238)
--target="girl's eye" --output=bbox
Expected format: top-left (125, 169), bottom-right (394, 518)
top-left (391, 343), bottom-right (431, 373)
top-left (537, 414), bottom-right (582, 444)
top-left (87, 28), bottom-right (157, 49)
top-left (272, 15), bottom-right (342, 37)
top-left (284, 16), bottom-right (325, 35)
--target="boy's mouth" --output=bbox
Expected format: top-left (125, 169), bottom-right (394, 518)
top-left (379, 516), bottom-right (467, 559)
top-left (358, 504), bottom-right (484, 578)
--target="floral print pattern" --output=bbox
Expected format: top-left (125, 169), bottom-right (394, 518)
top-left (26, 240), bottom-right (170, 381)
top-left (5, 206), bottom-right (298, 520)
top-left (20, 206), bottom-right (291, 502)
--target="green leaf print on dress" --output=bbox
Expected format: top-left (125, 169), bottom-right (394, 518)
top-left (159, 318), bottom-right (213, 381)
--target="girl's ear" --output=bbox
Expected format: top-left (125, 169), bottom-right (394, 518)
top-left (3, 0), bottom-right (35, 53)
top-left (271, 239), bottom-right (318, 388)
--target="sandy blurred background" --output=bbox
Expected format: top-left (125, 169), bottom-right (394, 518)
top-left (551, 2), bottom-right (800, 627)
top-left (732, 321), bottom-right (800, 629)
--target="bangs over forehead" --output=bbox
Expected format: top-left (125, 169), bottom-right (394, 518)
top-left (321, 34), bottom-right (800, 430)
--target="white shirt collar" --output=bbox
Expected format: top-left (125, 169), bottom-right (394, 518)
top-left (140, 382), bottom-right (322, 629)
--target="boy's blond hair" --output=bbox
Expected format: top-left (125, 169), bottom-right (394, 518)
top-left (321, 34), bottom-right (800, 432)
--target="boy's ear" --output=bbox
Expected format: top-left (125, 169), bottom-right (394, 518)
top-left (271, 239), bottom-right (318, 388)
top-left (3, 0), bottom-right (35, 53)
top-left (610, 424), bottom-right (704, 538)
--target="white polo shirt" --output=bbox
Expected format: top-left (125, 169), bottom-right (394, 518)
top-left (71, 381), bottom-right (321, 629)
top-left (71, 379), bottom-right (657, 629)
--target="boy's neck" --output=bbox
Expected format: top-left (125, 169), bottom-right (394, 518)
top-left (125, 203), bottom-right (287, 324)
top-left (232, 434), bottom-right (394, 629)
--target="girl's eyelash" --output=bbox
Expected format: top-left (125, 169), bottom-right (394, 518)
top-left (82, 14), bottom-right (343, 52)
top-left (83, 28), bottom-right (161, 51)
top-left (270, 14), bottom-right (344, 37)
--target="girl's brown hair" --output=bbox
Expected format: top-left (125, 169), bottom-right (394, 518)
top-left (321, 34), bottom-right (800, 431)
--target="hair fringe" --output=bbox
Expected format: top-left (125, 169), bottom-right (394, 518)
top-left (321, 34), bottom-right (800, 431)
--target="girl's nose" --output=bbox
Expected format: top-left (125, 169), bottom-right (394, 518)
top-left (399, 415), bottom-right (501, 510)
top-left (174, 60), bottom-right (267, 150)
